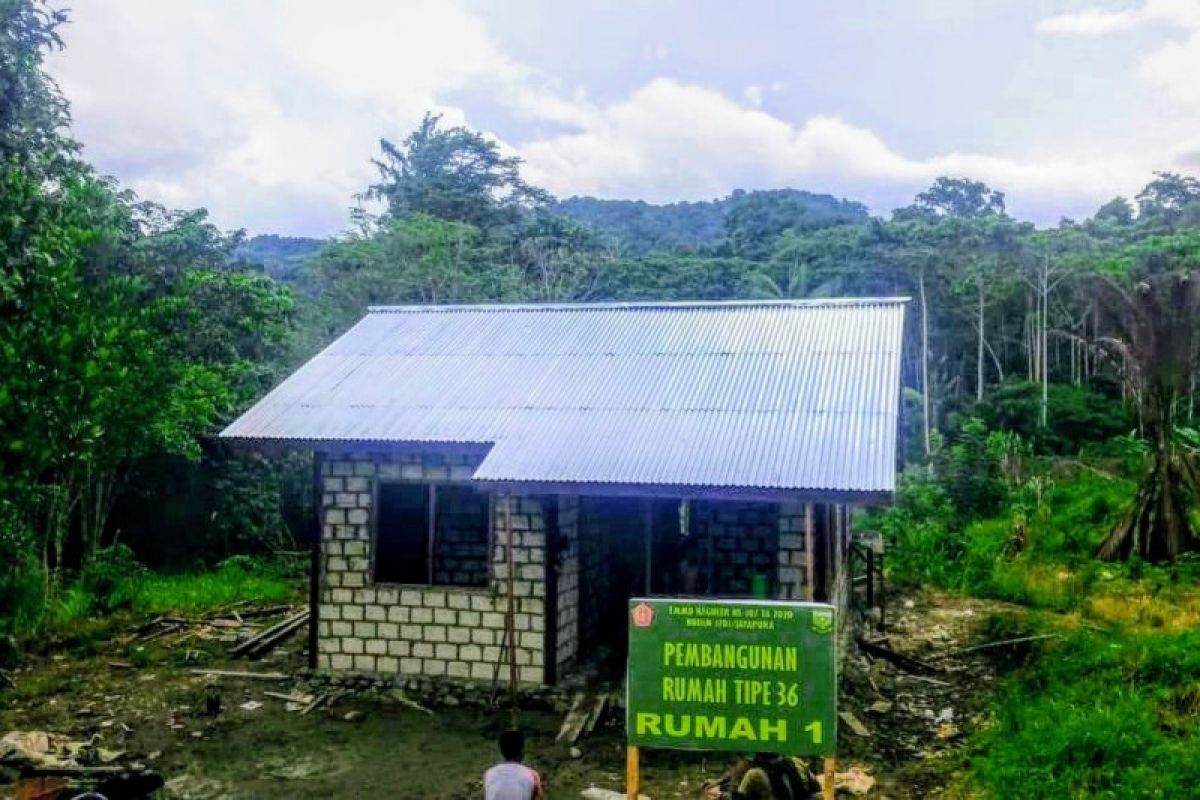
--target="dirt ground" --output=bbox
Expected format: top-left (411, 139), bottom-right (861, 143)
top-left (0, 591), bottom-right (1015, 799)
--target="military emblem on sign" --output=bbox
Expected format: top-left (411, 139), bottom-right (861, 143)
top-left (632, 602), bottom-right (655, 628)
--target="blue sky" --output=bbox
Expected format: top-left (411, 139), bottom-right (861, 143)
top-left (46, 1), bottom-right (1200, 235)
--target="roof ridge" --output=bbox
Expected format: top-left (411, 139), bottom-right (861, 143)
top-left (367, 297), bottom-right (910, 313)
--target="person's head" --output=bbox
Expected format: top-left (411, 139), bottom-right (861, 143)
top-left (499, 729), bottom-right (525, 762)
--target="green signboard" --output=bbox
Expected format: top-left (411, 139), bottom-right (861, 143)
top-left (626, 597), bottom-right (837, 756)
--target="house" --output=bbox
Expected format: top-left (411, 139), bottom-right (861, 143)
top-left (220, 299), bottom-right (907, 684)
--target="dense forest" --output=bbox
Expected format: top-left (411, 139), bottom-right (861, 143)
top-left (5, 0), bottom-right (1200, 627)
top-left (4, 2), bottom-right (1200, 796)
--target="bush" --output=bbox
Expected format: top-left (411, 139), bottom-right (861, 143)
top-left (80, 544), bottom-right (146, 613)
top-left (968, 380), bottom-right (1134, 455)
top-left (936, 417), bottom-right (1007, 520)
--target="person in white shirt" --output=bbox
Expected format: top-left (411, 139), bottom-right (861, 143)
top-left (484, 729), bottom-right (544, 800)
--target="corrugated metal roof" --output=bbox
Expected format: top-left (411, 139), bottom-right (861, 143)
top-left (221, 299), bottom-right (907, 496)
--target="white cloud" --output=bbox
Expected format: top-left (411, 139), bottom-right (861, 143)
top-left (49, 0), bottom-right (519, 234)
top-left (518, 79), bottom-right (1150, 219)
top-left (45, 1), bottom-right (1179, 234)
top-left (1036, 8), bottom-right (1143, 35)
top-left (1037, 1), bottom-right (1200, 102)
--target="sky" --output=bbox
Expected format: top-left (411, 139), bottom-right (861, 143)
top-left (44, 0), bottom-right (1200, 237)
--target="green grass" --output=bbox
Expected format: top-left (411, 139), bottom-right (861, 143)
top-left (33, 555), bottom-right (302, 640)
top-left (875, 463), bottom-right (1200, 797)
top-left (969, 626), bottom-right (1200, 799)
top-left (130, 558), bottom-right (300, 616)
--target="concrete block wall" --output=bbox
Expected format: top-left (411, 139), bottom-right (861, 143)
top-left (692, 500), bottom-right (779, 595)
top-left (315, 452), bottom-right (548, 684)
top-left (776, 502), bottom-right (808, 600)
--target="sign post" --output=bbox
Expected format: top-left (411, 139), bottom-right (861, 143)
top-left (626, 597), bottom-right (837, 798)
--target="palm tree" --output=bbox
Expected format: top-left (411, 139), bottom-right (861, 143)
top-left (1093, 272), bottom-right (1200, 561)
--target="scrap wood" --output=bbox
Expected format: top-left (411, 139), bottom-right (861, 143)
top-left (856, 637), bottom-right (942, 675)
top-left (555, 692), bottom-right (587, 742)
top-left (583, 694), bottom-right (608, 736)
top-left (838, 711), bottom-right (871, 737)
top-left (229, 610), bottom-right (309, 659)
top-left (263, 691), bottom-right (311, 704)
top-left (300, 688), bottom-right (347, 717)
top-left (189, 669), bottom-right (290, 681)
top-left (389, 691), bottom-right (434, 716)
top-left (930, 633), bottom-right (1059, 661)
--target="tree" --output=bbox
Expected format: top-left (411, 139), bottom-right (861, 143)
top-left (367, 113), bottom-right (551, 230)
top-left (913, 177), bottom-right (1006, 219)
top-left (1136, 172), bottom-right (1200, 232)
top-left (0, 0), bottom-right (72, 168)
top-left (1092, 272), bottom-right (1200, 561)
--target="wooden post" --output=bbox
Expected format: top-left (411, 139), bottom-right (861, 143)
top-left (504, 494), bottom-right (519, 727)
top-left (626, 745), bottom-right (640, 800)
top-left (307, 452), bottom-right (323, 670)
top-left (823, 756), bottom-right (836, 800)
top-left (804, 503), bottom-right (815, 602)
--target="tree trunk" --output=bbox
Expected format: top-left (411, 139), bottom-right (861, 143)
top-left (919, 265), bottom-right (931, 457)
top-left (976, 279), bottom-right (986, 402)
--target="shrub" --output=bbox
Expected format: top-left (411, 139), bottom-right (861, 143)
top-left (970, 380), bottom-right (1134, 455)
top-left (80, 544), bottom-right (147, 613)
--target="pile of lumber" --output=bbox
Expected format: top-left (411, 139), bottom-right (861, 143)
top-left (230, 610), bottom-right (309, 660)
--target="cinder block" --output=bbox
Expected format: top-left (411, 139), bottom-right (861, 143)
top-left (400, 589), bottom-right (423, 606)
top-left (411, 607), bottom-right (433, 624)
top-left (400, 624), bottom-right (422, 640)
top-left (435, 643), bottom-right (457, 660)
top-left (342, 637), bottom-right (364, 655)
top-left (387, 606), bottom-right (410, 623)
top-left (366, 639), bottom-right (387, 655)
top-left (387, 639), bottom-right (410, 657)
top-left (377, 656), bottom-right (399, 673)
top-left (460, 644), bottom-right (482, 661)
top-left (433, 608), bottom-right (457, 625)
top-left (447, 593), bottom-right (471, 610)
top-left (448, 627), bottom-right (470, 644)
top-left (353, 621), bottom-right (377, 639)
top-left (377, 622), bottom-right (398, 639)
top-left (353, 654), bottom-right (376, 672)
top-left (447, 661), bottom-right (470, 678)
top-left (330, 621), bottom-right (352, 637)
top-left (342, 605), bottom-right (364, 621)
top-left (412, 642), bottom-right (434, 658)
top-left (331, 654), bottom-right (353, 670)
top-left (423, 659), bottom-right (447, 676)
top-left (424, 625), bottom-right (447, 643)
top-left (400, 657), bottom-right (422, 674)
top-left (365, 605), bottom-right (386, 622)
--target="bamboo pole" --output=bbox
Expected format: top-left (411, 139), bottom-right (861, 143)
top-left (626, 745), bottom-right (640, 800)
top-left (823, 757), bottom-right (836, 800)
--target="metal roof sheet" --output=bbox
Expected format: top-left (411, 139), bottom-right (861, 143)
top-left (221, 299), bottom-right (907, 496)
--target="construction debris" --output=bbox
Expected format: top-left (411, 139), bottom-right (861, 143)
top-left (188, 669), bottom-right (290, 681)
top-left (839, 711), bottom-right (872, 737)
top-left (229, 610), bottom-right (309, 660)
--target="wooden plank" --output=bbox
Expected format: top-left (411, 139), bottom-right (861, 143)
top-left (189, 669), bottom-right (290, 681)
top-left (555, 692), bottom-right (587, 742)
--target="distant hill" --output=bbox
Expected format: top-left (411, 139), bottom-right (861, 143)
top-left (554, 189), bottom-right (870, 256)
top-left (235, 234), bottom-right (325, 280)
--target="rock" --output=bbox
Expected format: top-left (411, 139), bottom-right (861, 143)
top-left (343, 710), bottom-right (363, 722)
top-left (570, 746), bottom-right (583, 759)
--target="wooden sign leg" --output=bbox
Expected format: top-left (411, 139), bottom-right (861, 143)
top-left (822, 756), bottom-right (836, 800)
top-left (626, 745), bottom-right (640, 800)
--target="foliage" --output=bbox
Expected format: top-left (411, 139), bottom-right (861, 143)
top-left (935, 417), bottom-right (1008, 520)
top-left (970, 380), bottom-right (1133, 454)
top-left (368, 112), bottom-right (551, 230)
